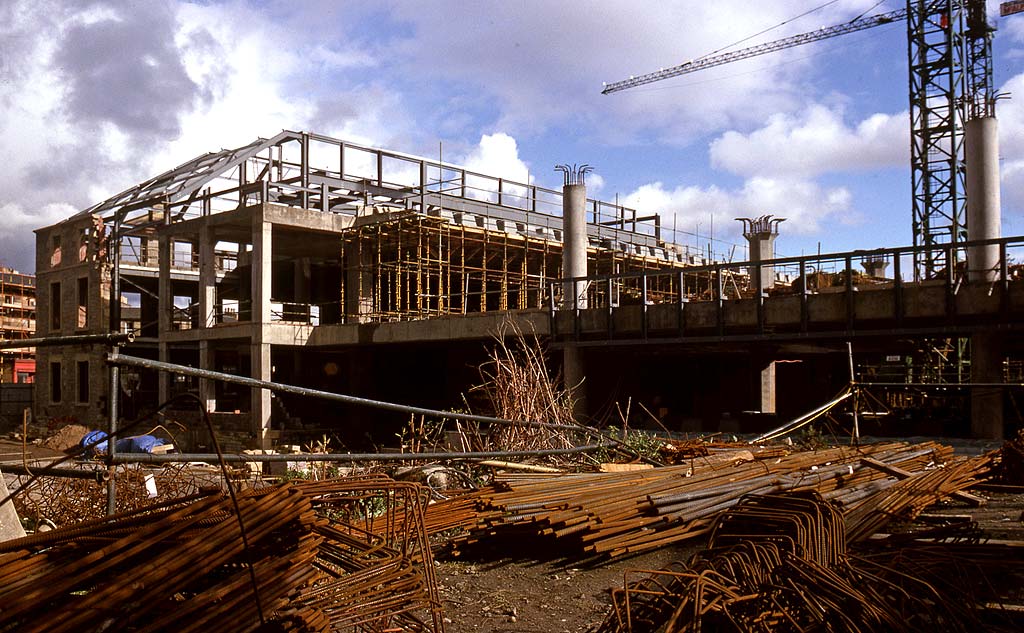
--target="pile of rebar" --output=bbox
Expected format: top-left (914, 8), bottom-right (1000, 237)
top-left (429, 442), bottom-right (990, 557)
top-left (290, 476), bottom-right (444, 631)
top-left (0, 476), bottom-right (444, 633)
top-left (0, 485), bottom-right (318, 633)
top-left (11, 463), bottom-right (225, 527)
top-left (597, 492), bottom-right (1022, 632)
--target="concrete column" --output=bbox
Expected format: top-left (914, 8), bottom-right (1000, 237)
top-left (157, 234), bottom-right (172, 404)
top-left (860, 257), bottom-right (889, 279)
top-left (250, 341), bottom-right (272, 446)
top-left (198, 224), bottom-right (216, 328)
top-left (563, 345), bottom-right (586, 420)
top-left (252, 214), bottom-right (272, 324)
top-left (251, 211), bottom-right (273, 446)
top-left (561, 174), bottom-right (588, 420)
top-left (561, 183), bottom-right (588, 309)
top-left (970, 332), bottom-right (1004, 439)
top-left (199, 340), bottom-right (215, 413)
top-left (758, 360), bottom-right (777, 414)
top-left (966, 116), bottom-right (1001, 283)
top-left (738, 216), bottom-right (784, 291)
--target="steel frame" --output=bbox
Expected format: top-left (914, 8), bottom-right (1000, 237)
top-left (907, 0), bottom-right (968, 280)
top-left (86, 130), bottom-right (676, 255)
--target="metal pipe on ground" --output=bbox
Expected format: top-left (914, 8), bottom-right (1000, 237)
top-left (0, 464), bottom-right (106, 481)
top-left (110, 444), bottom-right (615, 464)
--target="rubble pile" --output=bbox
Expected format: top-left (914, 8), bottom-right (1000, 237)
top-left (11, 463), bottom-right (223, 527)
top-left (995, 427), bottom-right (1024, 484)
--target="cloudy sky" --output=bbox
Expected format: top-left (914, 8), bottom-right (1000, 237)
top-left (2, 0), bottom-right (1024, 273)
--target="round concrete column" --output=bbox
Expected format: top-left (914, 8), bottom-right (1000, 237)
top-left (966, 116), bottom-right (1001, 282)
top-left (561, 183), bottom-right (588, 309)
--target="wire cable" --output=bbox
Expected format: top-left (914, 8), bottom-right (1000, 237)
top-left (696, 0), bottom-right (843, 61)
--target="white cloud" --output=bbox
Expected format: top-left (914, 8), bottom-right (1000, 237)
top-left (622, 177), bottom-right (853, 243)
top-left (461, 133), bottom-right (531, 183)
top-left (993, 72), bottom-right (1024, 218)
top-left (709, 104), bottom-right (907, 178)
top-left (383, 0), bottom-right (889, 144)
top-left (450, 133), bottom-right (533, 207)
top-left (1002, 160), bottom-right (1024, 212)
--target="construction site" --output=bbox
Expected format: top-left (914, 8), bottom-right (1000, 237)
top-left (2, 0), bottom-right (1024, 631)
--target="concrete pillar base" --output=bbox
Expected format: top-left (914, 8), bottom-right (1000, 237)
top-left (251, 341), bottom-right (272, 446)
top-left (563, 345), bottom-right (586, 422)
top-left (970, 332), bottom-right (1004, 439)
top-left (759, 360), bottom-right (777, 414)
top-left (199, 340), bottom-right (216, 413)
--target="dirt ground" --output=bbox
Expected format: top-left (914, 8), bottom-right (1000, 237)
top-left (433, 542), bottom-right (701, 632)
top-left (432, 491), bottom-right (1024, 632)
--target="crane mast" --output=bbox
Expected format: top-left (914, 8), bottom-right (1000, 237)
top-left (602, 1), bottom-right (997, 280)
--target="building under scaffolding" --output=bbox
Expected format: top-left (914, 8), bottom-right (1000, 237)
top-left (0, 267), bottom-right (36, 384)
top-left (33, 131), bottom-right (696, 448)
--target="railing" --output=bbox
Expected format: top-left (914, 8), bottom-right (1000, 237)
top-left (549, 236), bottom-right (1024, 339)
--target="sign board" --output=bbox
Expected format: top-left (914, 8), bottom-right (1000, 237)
top-left (1002, 1), bottom-right (1024, 17)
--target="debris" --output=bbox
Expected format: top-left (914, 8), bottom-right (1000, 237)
top-left (39, 424), bottom-right (90, 452)
top-left (599, 463), bottom-right (655, 472)
top-left (995, 427), bottom-right (1024, 484)
top-left (476, 460), bottom-right (563, 473)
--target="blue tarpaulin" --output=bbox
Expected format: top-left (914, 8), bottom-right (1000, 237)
top-left (80, 431), bottom-right (167, 455)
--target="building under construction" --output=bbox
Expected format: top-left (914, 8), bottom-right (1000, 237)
top-left (33, 131), bottom-right (701, 449)
top-left (0, 267), bottom-right (36, 384)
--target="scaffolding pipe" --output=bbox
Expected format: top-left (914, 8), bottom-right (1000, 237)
top-left (751, 390), bottom-right (853, 443)
top-left (108, 217), bottom-right (124, 516)
top-left (0, 464), bottom-right (107, 481)
top-left (0, 332), bottom-right (133, 350)
top-left (109, 444), bottom-right (615, 464)
top-left (106, 353), bottom-right (591, 433)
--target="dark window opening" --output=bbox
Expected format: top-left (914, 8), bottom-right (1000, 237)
top-left (50, 362), bottom-right (62, 403)
top-left (77, 360), bottom-right (89, 404)
top-left (50, 282), bottom-right (61, 331)
top-left (77, 277), bottom-right (88, 329)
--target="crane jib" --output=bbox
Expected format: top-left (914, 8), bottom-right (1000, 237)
top-left (600, 9), bottom-right (908, 95)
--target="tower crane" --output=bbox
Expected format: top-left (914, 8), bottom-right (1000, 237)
top-left (603, 1), bottom-right (1007, 280)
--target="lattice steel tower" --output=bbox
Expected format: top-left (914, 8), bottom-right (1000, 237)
top-left (907, 1), bottom-right (994, 279)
